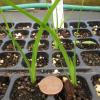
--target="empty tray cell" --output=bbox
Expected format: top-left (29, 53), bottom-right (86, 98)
top-left (0, 52), bottom-right (20, 68)
top-left (91, 74), bottom-right (100, 96)
top-left (0, 23), bottom-right (14, 29)
top-left (73, 29), bottom-right (92, 38)
top-left (52, 52), bottom-right (80, 67)
top-left (76, 38), bottom-right (99, 49)
top-left (0, 30), bottom-right (7, 39)
top-left (33, 23), bottom-right (49, 29)
top-left (81, 51), bottom-right (100, 66)
top-left (55, 76), bottom-right (92, 100)
top-left (70, 22), bottom-right (87, 28)
top-left (52, 39), bottom-right (74, 50)
top-left (31, 30), bottom-right (49, 39)
top-left (92, 28), bottom-right (100, 36)
top-left (15, 23), bottom-right (32, 29)
top-left (87, 21), bottom-right (100, 28)
top-left (2, 40), bottom-right (25, 51)
top-left (22, 52), bottom-right (48, 68)
top-left (27, 40), bottom-right (49, 51)
top-left (0, 76), bottom-right (10, 99)
top-left (10, 76), bottom-right (47, 100)
top-left (12, 30), bottom-right (29, 39)
top-left (58, 29), bottom-right (70, 39)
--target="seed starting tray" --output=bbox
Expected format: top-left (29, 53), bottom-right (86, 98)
top-left (0, 10), bottom-right (100, 100)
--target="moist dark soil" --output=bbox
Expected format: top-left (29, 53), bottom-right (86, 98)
top-left (15, 23), bottom-right (32, 29)
top-left (92, 28), bottom-right (100, 36)
top-left (22, 52), bottom-right (48, 68)
top-left (52, 52), bottom-right (80, 67)
top-left (87, 21), bottom-right (100, 28)
top-left (0, 40), bottom-right (2, 47)
top-left (33, 23), bottom-right (49, 29)
top-left (0, 52), bottom-right (20, 68)
top-left (33, 23), bottom-right (40, 29)
top-left (12, 30), bottom-right (29, 39)
top-left (31, 30), bottom-right (49, 39)
top-left (2, 40), bottom-right (25, 51)
top-left (10, 76), bottom-right (47, 100)
top-left (0, 23), bottom-right (14, 29)
top-left (27, 40), bottom-right (49, 51)
top-left (58, 29), bottom-right (71, 38)
top-left (76, 38), bottom-right (99, 49)
top-left (0, 76), bottom-right (10, 100)
top-left (81, 51), bottom-right (100, 66)
top-left (52, 39), bottom-right (74, 50)
top-left (91, 74), bottom-right (100, 96)
top-left (0, 31), bottom-right (7, 39)
top-left (55, 76), bottom-right (92, 100)
top-left (70, 22), bottom-right (87, 29)
top-left (73, 29), bottom-right (92, 38)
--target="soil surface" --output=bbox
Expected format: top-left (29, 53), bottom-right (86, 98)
top-left (12, 30), bottom-right (29, 39)
top-left (22, 52), bottom-right (48, 68)
top-left (15, 23), bottom-right (32, 29)
top-left (31, 30), bottom-right (49, 39)
top-left (52, 39), bottom-right (74, 50)
top-left (27, 40), bottom-right (49, 51)
top-left (73, 29), bottom-right (92, 38)
top-left (70, 22), bottom-right (87, 29)
top-left (92, 74), bottom-right (100, 96)
top-left (55, 76), bottom-right (92, 100)
top-left (52, 52), bottom-right (80, 67)
top-left (0, 76), bottom-right (9, 100)
top-left (0, 52), bottom-right (20, 68)
top-left (81, 51), bottom-right (100, 66)
top-left (2, 40), bottom-right (25, 51)
top-left (76, 38), bottom-right (99, 49)
top-left (58, 29), bottom-right (71, 39)
top-left (10, 76), bottom-right (47, 100)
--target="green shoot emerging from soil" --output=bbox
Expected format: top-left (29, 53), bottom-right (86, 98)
top-left (1, 0), bottom-right (81, 86)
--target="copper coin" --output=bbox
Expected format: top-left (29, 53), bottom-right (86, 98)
top-left (38, 75), bottom-right (63, 95)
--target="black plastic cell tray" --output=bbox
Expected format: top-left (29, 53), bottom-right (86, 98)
top-left (0, 10), bottom-right (100, 100)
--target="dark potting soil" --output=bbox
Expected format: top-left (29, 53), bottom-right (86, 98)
top-left (2, 40), bottom-right (25, 51)
top-left (55, 76), bottom-right (92, 100)
top-left (81, 51), bottom-right (100, 66)
top-left (30, 30), bottom-right (49, 39)
top-left (0, 30), bottom-right (7, 39)
top-left (76, 38), bottom-right (99, 49)
top-left (33, 23), bottom-right (49, 29)
top-left (15, 23), bottom-right (32, 29)
top-left (52, 39), bottom-right (74, 50)
top-left (0, 40), bottom-right (2, 47)
top-left (27, 40), bottom-right (49, 51)
top-left (92, 28), bottom-right (100, 36)
top-left (0, 52), bottom-right (20, 68)
top-left (12, 30), bottom-right (29, 39)
top-left (0, 76), bottom-right (10, 100)
top-left (69, 22), bottom-right (87, 29)
top-left (87, 21), bottom-right (100, 28)
top-left (57, 29), bottom-right (71, 38)
top-left (0, 23), bottom-right (14, 29)
top-left (22, 52), bottom-right (48, 68)
top-left (52, 52), bottom-right (80, 67)
top-left (10, 76), bottom-right (47, 100)
top-left (72, 29), bottom-right (92, 38)
top-left (91, 74), bottom-right (100, 96)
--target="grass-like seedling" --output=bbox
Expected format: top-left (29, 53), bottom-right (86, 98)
top-left (1, 0), bottom-right (78, 86)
